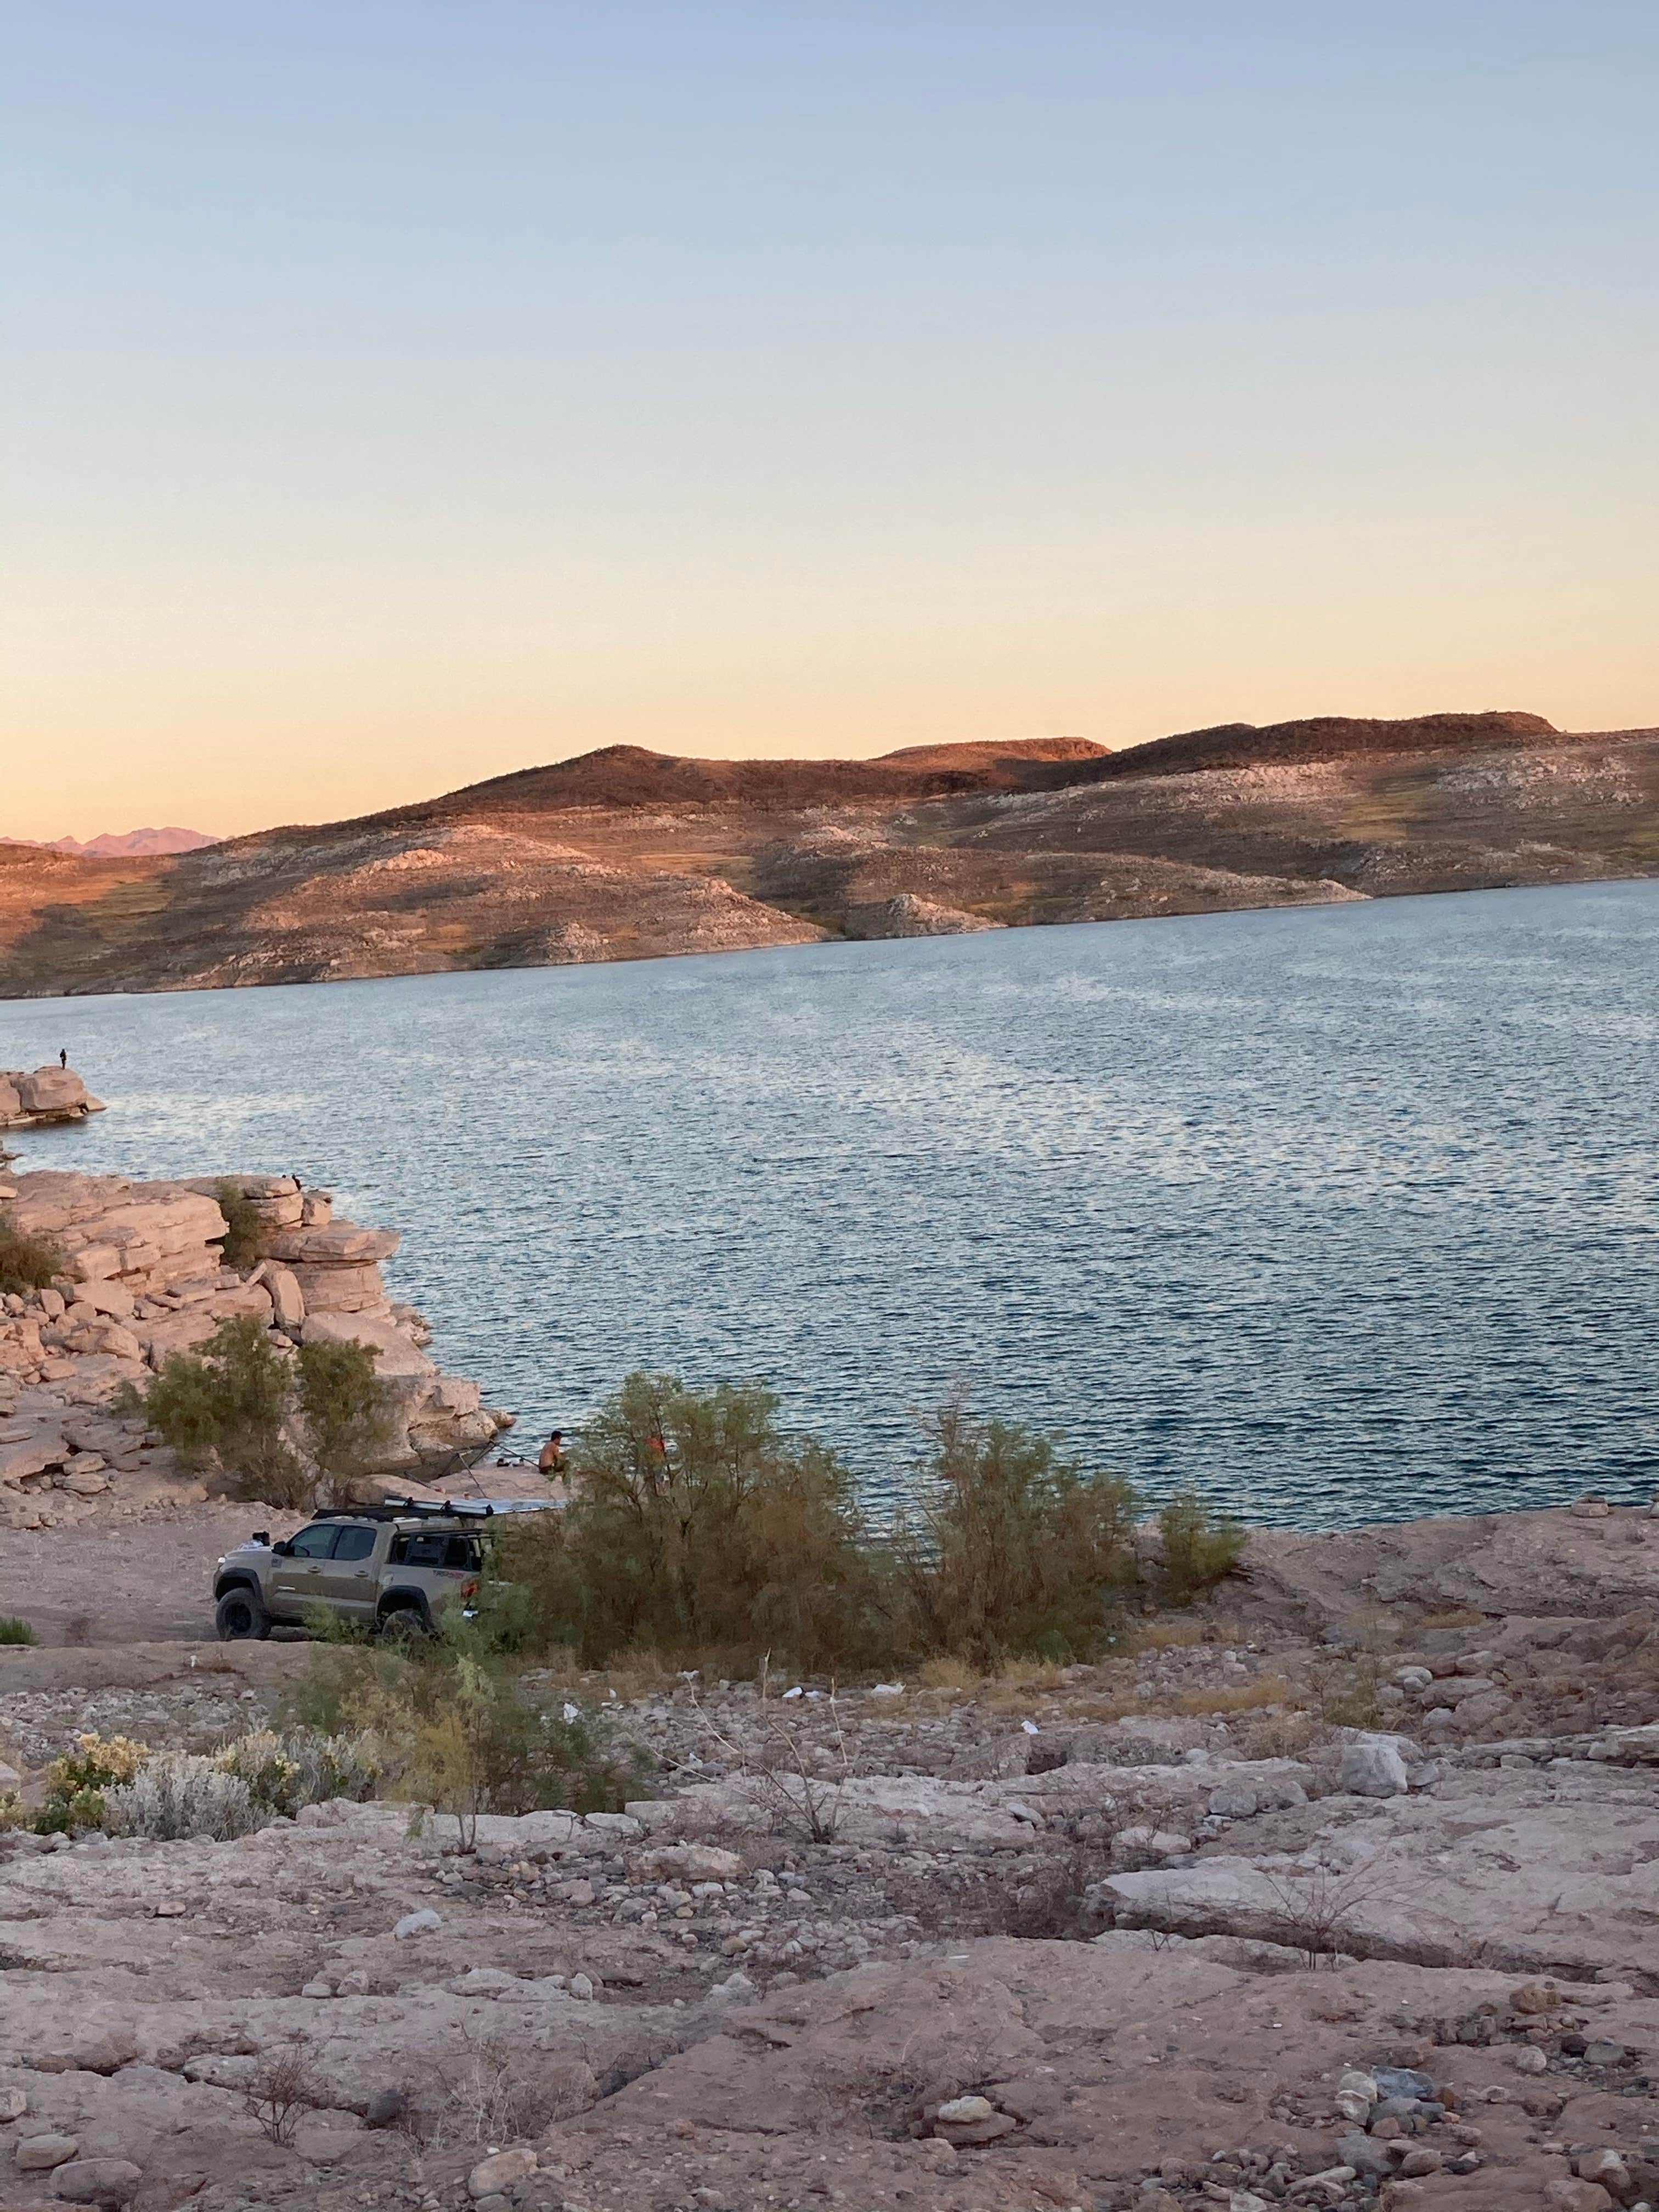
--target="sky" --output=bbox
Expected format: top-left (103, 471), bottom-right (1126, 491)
top-left (3, 3), bottom-right (1657, 841)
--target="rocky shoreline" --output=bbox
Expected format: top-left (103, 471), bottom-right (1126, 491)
top-left (0, 1496), bottom-right (1657, 2210)
top-left (0, 1066), bottom-right (105, 1131)
top-left (1, 1167), bottom-right (511, 1528)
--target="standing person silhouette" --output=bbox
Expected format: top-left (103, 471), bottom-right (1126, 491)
top-left (58, 1048), bottom-right (67, 1069)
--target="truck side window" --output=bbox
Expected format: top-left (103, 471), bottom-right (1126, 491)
top-left (288, 1525), bottom-right (340, 1560)
top-left (443, 1537), bottom-right (480, 1571)
top-left (333, 1526), bottom-right (377, 1562)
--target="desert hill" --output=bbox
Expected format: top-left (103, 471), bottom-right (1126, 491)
top-left (1, 713), bottom-right (1655, 996)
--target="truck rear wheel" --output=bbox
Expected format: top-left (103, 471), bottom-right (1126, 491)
top-left (216, 1587), bottom-right (270, 1642)
top-left (376, 1602), bottom-right (432, 1644)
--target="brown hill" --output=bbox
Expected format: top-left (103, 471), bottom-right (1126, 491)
top-left (1096, 709), bottom-right (1564, 780)
top-left (1, 712), bottom-right (1654, 997)
top-left (385, 736), bottom-right (1111, 825)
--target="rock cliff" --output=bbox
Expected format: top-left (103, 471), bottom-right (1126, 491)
top-left (0, 1168), bottom-right (507, 1526)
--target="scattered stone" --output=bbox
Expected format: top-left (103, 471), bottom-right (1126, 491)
top-left (16, 2135), bottom-right (79, 2171)
top-left (466, 2148), bottom-right (537, 2199)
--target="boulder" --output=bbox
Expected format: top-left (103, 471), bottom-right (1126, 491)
top-left (468, 2148), bottom-right (537, 2199)
top-left (635, 1843), bottom-right (746, 1883)
top-left (1341, 1737), bottom-right (1410, 1797)
top-left (16, 2135), bottom-right (80, 2171)
top-left (267, 1223), bottom-right (400, 1267)
top-left (51, 2161), bottom-right (143, 2206)
top-left (266, 1265), bottom-right (305, 1331)
top-left (290, 1262), bottom-right (388, 1314)
top-left (17, 1069), bottom-right (87, 1115)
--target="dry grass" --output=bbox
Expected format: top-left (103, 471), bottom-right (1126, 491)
top-left (1415, 1607), bottom-right (1487, 1630)
top-left (1126, 1620), bottom-right (1212, 1652)
top-left (1173, 1677), bottom-right (1292, 1717)
top-left (1237, 1708), bottom-right (1318, 1760)
top-left (916, 1656), bottom-right (977, 1693)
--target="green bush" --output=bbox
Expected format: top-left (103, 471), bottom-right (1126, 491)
top-left (295, 1336), bottom-right (396, 1506)
top-left (0, 1217), bottom-right (63, 1297)
top-left (123, 1313), bottom-right (392, 1508)
top-left (0, 1617), bottom-right (37, 1646)
top-left (496, 1373), bottom-right (885, 1672)
top-left (284, 1626), bottom-right (646, 1847)
top-left (893, 1402), bottom-right (1138, 1668)
top-left (213, 1181), bottom-right (269, 1272)
top-left (1156, 1489), bottom-right (1246, 1605)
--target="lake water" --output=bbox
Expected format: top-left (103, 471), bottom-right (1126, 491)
top-left (4, 881), bottom-right (1656, 1529)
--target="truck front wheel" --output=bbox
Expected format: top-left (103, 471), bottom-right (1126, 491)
top-left (216, 1588), bottom-right (270, 1642)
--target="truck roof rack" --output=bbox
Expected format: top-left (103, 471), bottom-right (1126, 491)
top-left (311, 1498), bottom-right (496, 1523)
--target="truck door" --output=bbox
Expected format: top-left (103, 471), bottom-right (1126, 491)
top-left (320, 1522), bottom-right (381, 1623)
top-left (268, 1521), bottom-right (341, 1613)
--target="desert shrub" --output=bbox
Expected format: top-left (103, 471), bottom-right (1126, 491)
top-left (0, 1217), bottom-right (62, 1296)
top-left (294, 1337), bottom-right (396, 1506)
top-left (101, 1727), bottom-right (384, 1840)
top-left (35, 1732), bottom-right (147, 1835)
top-left (218, 1726), bottom-right (383, 1818)
top-left (133, 1315), bottom-right (296, 1482)
top-left (285, 1627), bottom-right (646, 1847)
top-left (496, 1373), bottom-right (885, 1672)
top-left (893, 1402), bottom-right (1138, 1668)
top-left (107, 1750), bottom-right (258, 1841)
top-left (124, 1312), bottom-right (392, 1507)
top-left (1156, 1489), bottom-right (1245, 1605)
top-left (213, 1181), bottom-right (269, 1272)
top-left (0, 1616), bottom-right (37, 1646)
top-left (244, 2038), bottom-right (321, 2146)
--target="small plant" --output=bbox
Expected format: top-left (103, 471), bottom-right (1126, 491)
top-left (0, 1217), bottom-right (62, 1297)
top-left (213, 1181), bottom-right (270, 1273)
top-left (0, 1617), bottom-right (37, 1646)
top-left (244, 2036), bottom-right (321, 2146)
top-left (1156, 1490), bottom-right (1245, 1605)
top-left (696, 1657), bottom-right (852, 1843)
top-left (1257, 1863), bottom-right (1381, 1968)
top-left (34, 1731), bottom-right (148, 1835)
top-left (416, 2023), bottom-right (567, 2148)
top-left (1313, 1655), bottom-right (1385, 1731)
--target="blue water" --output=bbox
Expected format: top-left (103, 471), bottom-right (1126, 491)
top-left (4, 880), bottom-right (1656, 1528)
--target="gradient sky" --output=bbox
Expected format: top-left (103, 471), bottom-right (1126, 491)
top-left (4, 3), bottom-right (1657, 841)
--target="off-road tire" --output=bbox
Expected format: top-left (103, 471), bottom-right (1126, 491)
top-left (376, 1602), bottom-right (432, 1645)
top-left (215, 1587), bottom-right (270, 1642)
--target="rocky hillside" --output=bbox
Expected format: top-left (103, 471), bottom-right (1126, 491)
top-left (1, 715), bottom-right (1655, 995)
top-left (0, 1167), bottom-right (507, 1525)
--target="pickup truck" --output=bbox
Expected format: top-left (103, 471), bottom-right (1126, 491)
top-left (212, 1498), bottom-right (501, 1639)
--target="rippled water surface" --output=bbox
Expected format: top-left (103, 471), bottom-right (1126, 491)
top-left (5, 881), bottom-right (1656, 1527)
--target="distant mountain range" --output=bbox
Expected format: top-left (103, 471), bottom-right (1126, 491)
top-left (36, 827), bottom-right (218, 857)
top-left (1, 710), bottom-right (1654, 996)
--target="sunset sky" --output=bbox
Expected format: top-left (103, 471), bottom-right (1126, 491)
top-left (5, 3), bottom-right (1657, 842)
